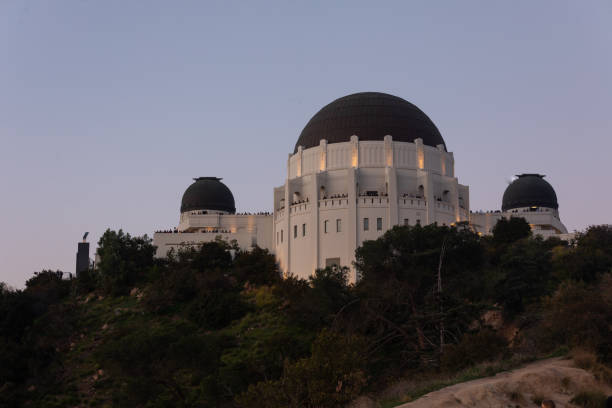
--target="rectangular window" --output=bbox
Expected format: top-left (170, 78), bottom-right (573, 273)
top-left (294, 225), bottom-right (297, 238)
top-left (302, 223), bottom-right (306, 236)
top-left (416, 219), bottom-right (421, 225)
top-left (336, 219), bottom-right (342, 233)
top-left (404, 218), bottom-right (409, 226)
top-left (281, 229), bottom-right (283, 242)
top-left (363, 217), bottom-right (369, 231)
top-left (276, 231), bottom-right (279, 244)
top-left (377, 217), bottom-right (383, 231)
top-left (325, 258), bottom-right (340, 268)
top-left (324, 220), bottom-right (328, 233)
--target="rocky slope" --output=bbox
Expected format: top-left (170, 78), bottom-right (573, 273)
top-left (398, 357), bottom-right (611, 408)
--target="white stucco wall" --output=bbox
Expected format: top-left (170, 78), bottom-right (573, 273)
top-left (154, 213), bottom-right (273, 258)
top-left (470, 206), bottom-right (569, 238)
top-left (154, 129), bottom-right (570, 286)
top-left (274, 136), bottom-right (470, 283)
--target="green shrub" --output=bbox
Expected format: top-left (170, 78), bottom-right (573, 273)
top-left (236, 329), bottom-right (368, 408)
top-left (543, 279), bottom-right (611, 351)
top-left (187, 290), bottom-right (249, 329)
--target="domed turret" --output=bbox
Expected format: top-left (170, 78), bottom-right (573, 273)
top-left (294, 92), bottom-right (445, 153)
top-left (180, 177), bottom-right (236, 214)
top-left (502, 174), bottom-right (558, 211)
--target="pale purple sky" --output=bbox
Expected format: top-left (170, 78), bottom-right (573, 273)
top-left (1, 1), bottom-right (611, 288)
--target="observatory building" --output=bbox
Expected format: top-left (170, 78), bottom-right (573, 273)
top-left (153, 92), bottom-right (570, 282)
top-left (153, 177), bottom-right (273, 257)
top-left (470, 174), bottom-right (569, 239)
top-left (273, 92), bottom-right (468, 280)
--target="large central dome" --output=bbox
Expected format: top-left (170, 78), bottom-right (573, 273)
top-left (294, 92), bottom-right (445, 153)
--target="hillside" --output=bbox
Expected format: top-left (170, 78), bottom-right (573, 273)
top-left (1, 223), bottom-right (611, 407)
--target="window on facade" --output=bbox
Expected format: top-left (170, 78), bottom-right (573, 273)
top-left (404, 218), bottom-right (409, 226)
top-left (363, 217), bottom-right (369, 231)
top-left (276, 231), bottom-right (279, 244)
top-left (281, 229), bottom-right (283, 242)
top-left (416, 219), bottom-right (421, 225)
top-left (324, 220), bottom-right (328, 233)
top-left (325, 258), bottom-right (340, 268)
top-left (294, 225), bottom-right (297, 238)
top-left (302, 223), bottom-right (306, 236)
top-left (336, 219), bottom-right (342, 232)
top-left (377, 217), bottom-right (382, 231)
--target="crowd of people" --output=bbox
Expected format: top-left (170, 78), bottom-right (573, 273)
top-left (291, 197), bottom-right (310, 205)
top-left (470, 210), bottom-right (503, 214)
top-left (322, 193), bottom-right (348, 199)
top-left (401, 192), bottom-right (423, 199)
top-left (154, 228), bottom-right (233, 234)
top-left (155, 228), bottom-right (180, 234)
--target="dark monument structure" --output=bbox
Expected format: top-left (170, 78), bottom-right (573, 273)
top-left (76, 232), bottom-right (90, 276)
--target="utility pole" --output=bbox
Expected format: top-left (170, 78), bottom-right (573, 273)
top-left (437, 237), bottom-right (447, 355)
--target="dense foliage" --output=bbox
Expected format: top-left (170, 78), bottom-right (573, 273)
top-left (1, 222), bottom-right (611, 407)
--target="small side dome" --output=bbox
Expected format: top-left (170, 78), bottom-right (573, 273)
top-left (180, 177), bottom-right (236, 213)
top-left (502, 174), bottom-right (558, 211)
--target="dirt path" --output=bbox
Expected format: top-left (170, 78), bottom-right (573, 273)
top-left (397, 358), bottom-right (611, 408)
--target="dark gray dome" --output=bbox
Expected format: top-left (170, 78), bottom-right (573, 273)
top-left (180, 177), bottom-right (236, 213)
top-left (502, 174), bottom-right (558, 211)
top-left (294, 92), bottom-right (445, 153)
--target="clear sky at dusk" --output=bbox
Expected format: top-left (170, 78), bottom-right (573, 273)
top-left (1, 1), bottom-right (611, 287)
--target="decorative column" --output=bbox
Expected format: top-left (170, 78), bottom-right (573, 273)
top-left (384, 135), bottom-right (394, 167)
top-left (350, 135), bottom-right (359, 168)
top-left (417, 167), bottom-right (435, 225)
top-left (283, 154), bottom-right (292, 275)
top-left (463, 185), bottom-right (470, 222)
top-left (346, 136), bottom-right (359, 282)
top-left (415, 138), bottom-right (425, 170)
top-left (450, 180), bottom-right (460, 223)
top-left (296, 146), bottom-right (303, 177)
top-left (438, 145), bottom-right (447, 176)
top-left (347, 166), bottom-right (358, 283)
top-left (319, 139), bottom-right (327, 171)
top-left (384, 135), bottom-right (398, 227)
top-left (308, 173), bottom-right (320, 272)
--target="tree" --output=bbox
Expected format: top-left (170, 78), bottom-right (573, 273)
top-left (96, 229), bottom-right (156, 295)
top-left (350, 224), bottom-right (484, 370)
top-left (232, 246), bottom-right (281, 286)
top-left (492, 217), bottom-right (531, 245)
top-left (553, 225), bottom-right (612, 283)
top-left (495, 238), bottom-right (553, 317)
top-left (25, 270), bottom-right (71, 308)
